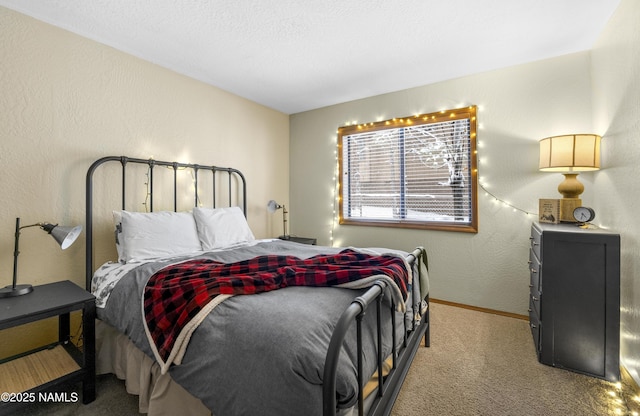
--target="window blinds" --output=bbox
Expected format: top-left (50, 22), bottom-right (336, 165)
top-left (340, 109), bottom-right (475, 229)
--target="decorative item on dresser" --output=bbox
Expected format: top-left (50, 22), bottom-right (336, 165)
top-left (86, 156), bottom-right (430, 416)
top-left (572, 206), bottom-right (596, 224)
top-left (528, 222), bottom-right (620, 381)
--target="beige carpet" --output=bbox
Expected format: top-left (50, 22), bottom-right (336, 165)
top-left (9, 302), bottom-right (636, 416)
top-left (391, 302), bottom-right (633, 416)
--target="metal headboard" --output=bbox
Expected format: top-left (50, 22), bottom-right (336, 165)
top-left (85, 156), bottom-right (247, 291)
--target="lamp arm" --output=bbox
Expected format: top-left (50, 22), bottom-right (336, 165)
top-left (11, 220), bottom-right (54, 289)
top-left (19, 222), bottom-right (52, 231)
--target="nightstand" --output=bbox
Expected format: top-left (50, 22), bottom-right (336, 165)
top-left (0, 280), bottom-right (96, 410)
top-left (279, 236), bottom-right (317, 245)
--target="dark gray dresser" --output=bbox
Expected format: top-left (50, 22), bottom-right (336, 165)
top-left (528, 222), bottom-right (620, 381)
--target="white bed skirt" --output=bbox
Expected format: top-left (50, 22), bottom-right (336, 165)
top-left (96, 320), bottom-right (211, 416)
top-left (96, 319), bottom-right (381, 416)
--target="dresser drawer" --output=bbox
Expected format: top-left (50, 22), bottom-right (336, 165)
top-left (529, 250), bottom-right (541, 295)
top-left (529, 297), bottom-right (541, 354)
top-left (529, 224), bottom-right (542, 260)
top-left (529, 291), bottom-right (541, 320)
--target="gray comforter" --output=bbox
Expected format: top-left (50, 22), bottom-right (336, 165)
top-left (98, 240), bottom-right (420, 416)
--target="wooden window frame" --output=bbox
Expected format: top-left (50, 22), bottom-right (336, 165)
top-left (338, 106), bottom-right (478, 233)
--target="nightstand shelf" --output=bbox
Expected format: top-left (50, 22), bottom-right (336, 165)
top-left (0, 280), bottom-right (96, 410)
top-left (1, 344), bottom-right (80, 392)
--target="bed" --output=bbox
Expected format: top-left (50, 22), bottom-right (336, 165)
top-left (85, 156), bottom-right (430, 416)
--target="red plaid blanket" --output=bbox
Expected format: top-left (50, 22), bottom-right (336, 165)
top-left (143, 249), bottom-right (409, 373)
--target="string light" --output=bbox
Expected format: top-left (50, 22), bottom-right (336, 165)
top-left (348, 107), bottom-right (476, 132)
top-left (476, 134), bottom-right (535, 217)
top-left (333, 106), bottom-right (544, 239)
top-left (479, 182), bottom-right (536, 216)
top-left (330, 133), bottom-right (341, 247)
top-left (143, 168), bottom-right (151, 212)
top-left (332, 106), bottom-right (483, 242)
top-left (142, 163), bottom-right (204, 211)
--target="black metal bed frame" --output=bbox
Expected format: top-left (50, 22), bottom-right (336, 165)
top-left (85, 156), bottom-right (429, 416)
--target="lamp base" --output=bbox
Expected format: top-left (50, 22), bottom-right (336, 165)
top-left (560, 198), bottom-right (581, 223)
top-left (558, 173), bottom-right (584, 199)
top-left (0, 284), bottom-right (33, 298)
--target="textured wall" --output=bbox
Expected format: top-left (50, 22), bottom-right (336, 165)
top-left (290, 53), bottom-right (594, 316)
top-left (0, 7), bottom-right (289, 357)
top-left (591, 0), bottom-right (640, 386)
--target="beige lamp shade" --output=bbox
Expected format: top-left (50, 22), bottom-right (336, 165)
top-left (539, 134), bottom-right (601, 172)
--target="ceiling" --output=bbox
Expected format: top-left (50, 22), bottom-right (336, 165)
top-left (0, 0), bottom-right (621, 114)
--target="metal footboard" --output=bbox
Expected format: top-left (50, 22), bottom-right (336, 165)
top-left (323, 247), bottom-right (430, 416)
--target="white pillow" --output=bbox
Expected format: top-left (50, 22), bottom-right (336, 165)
top-left (193, 206), bottom-right (255, 250)
top-left (114, 210), bottom-right (202, 263)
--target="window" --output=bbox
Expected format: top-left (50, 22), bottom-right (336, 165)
top-left (338, 106), bottom-right (478, 232)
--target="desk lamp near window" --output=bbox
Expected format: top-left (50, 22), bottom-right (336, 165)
top-left (539, 134), bottom-right (601, 222)
top-left (0, 218), bottom-right (82, 298)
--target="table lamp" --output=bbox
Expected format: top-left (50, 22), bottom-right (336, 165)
top-left (539, 134), bottom-right (601, 222)
top-left (0, 218), bottom-right (83, 298)
top-left (267, 200), bottom-right (288, 239)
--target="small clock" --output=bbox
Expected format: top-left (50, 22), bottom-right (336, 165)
top-left (573, 206), bottom-right (596, 223)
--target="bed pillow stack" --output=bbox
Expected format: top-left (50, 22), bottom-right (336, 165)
top-left (113, 206), bottom-right (254, 263)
